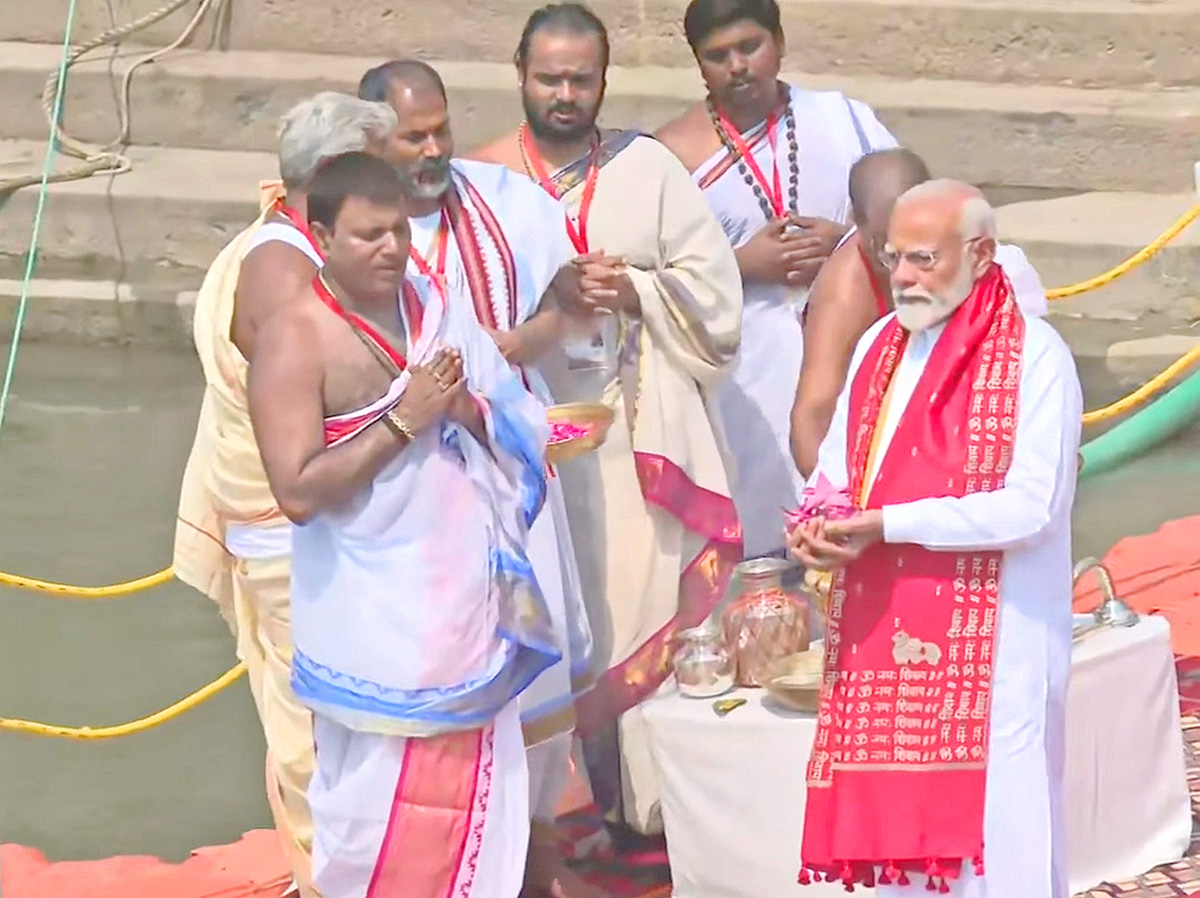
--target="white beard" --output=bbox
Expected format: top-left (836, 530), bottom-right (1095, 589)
top-left (893, 262), bottom-right (976, 332)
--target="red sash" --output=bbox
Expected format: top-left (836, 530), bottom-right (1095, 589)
top-left (443, 179), bottom-right (520, 331)
top-left (271, 200), bottom-right (326, 261)
top-left (800, 264), bottom-right (1024, 891)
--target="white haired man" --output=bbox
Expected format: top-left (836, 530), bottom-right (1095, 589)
top-left (790, 149), bottom-right (1050, 478)
top-left (173, 92), bottom-right (400, 898)
top-left (788, 180), bottom-right (1081, 897)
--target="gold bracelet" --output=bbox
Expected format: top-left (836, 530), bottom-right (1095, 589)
top-left (384, 408), bottom-right (416, 443)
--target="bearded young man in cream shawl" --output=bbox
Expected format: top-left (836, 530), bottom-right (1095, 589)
top-left (172, 93), bottom-right (398, 897)
top-left (474, 3), bottom-right (744, 838)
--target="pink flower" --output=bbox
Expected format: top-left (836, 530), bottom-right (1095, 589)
top-left (548, 421), bottom-right (595, 445)
top-left (783, 473), bottom-right (857, 527)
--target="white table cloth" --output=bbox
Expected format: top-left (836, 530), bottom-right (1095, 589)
top-left (640, 614), bottom-right (1190, 898)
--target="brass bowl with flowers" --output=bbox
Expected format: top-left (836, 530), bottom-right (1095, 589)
top-left (546, 402), bottom-right (615, 464)
top-left (763, 646), bottom-right (825, 713)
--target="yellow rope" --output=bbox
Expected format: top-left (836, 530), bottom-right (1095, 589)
top-left (0, 662), bottom-right (245, 738)
top-left (0, 565), bottom-right (174, 597)
top-left (1081, 341), bottom-right (1200, 425)
top-left (1045, 198), bottom-right (1200, 300)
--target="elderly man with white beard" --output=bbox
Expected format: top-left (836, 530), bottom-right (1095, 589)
top-left (786, 180), bottom-right (1081, 897)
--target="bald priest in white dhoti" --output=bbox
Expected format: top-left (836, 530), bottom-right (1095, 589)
top-left (657, 0), bottom-right (896, 559)
top-left (787, 181), bottom-right (1081, 898)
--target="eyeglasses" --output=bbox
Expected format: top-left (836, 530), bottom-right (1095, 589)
top-left (878, 237), bottom-right (983, 273)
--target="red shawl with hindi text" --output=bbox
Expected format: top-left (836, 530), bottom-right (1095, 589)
top-left (800, 263), bottom-right (1024, 891)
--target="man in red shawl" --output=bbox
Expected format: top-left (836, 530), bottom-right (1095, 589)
top-left (787, 179), bottom-right (1081, 897)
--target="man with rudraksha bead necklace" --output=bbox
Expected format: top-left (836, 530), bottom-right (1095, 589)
top-left (658, 0), bottom-right (896, 559)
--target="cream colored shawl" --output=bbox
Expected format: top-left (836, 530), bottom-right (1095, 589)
top-left (539, 134), bottom-right (744, 828)
top-left (173, 183), bottom-right (290, 626)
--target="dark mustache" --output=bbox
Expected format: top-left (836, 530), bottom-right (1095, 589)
top-left (548, 102), bottom-right (580, 114)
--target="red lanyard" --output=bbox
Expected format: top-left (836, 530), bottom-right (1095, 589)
top-left (715, 107), bottom-right (783, 218)
top-left (271, 200), bottom-right (327, 260)
top-left (521, 123), bottom-right (599, 254)
top-left (311, 274), bottom-right (408, 371)
top-left (408, 211), bottom-right (451, 297)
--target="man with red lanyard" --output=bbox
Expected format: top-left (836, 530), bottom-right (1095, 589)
top-left (791, 149), bottom-right (1050, 478)
top-left (250, 151), bottom-right (557, 898)
top-left (655, 0), bottom-right (896, 560)
top-left (473, 2), bottom-right (745, 846)
top-left (358, 58), bottom-right (600, 898)
top-left (173, 92), bottom-right (399, 898)
top-left (787, 180), bottom-right (1081, 898)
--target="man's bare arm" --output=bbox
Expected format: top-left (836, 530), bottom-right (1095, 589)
top-left (491, 307), bottom-right (564, 367)
top-left (247, 311), bottom-right (409, 524)
top-left (231, 242), bottom-right (320, 358)
top-left (464, 133), bottom-right (524, 173)
top-left (791, 243), bottom-right (879, 478)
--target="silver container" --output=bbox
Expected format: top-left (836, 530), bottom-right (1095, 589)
top-left (673, 624), bottom-right (734, 698)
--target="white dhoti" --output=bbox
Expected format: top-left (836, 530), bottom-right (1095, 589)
top-left (713, 298), bottom-right (806, 557)
top-left (526, 734), bottom-right (572, 823)
top-left (290, 276), bottom-right (557, 898)
top-left (522, 477), bottom-right (589, 824)
top-left (310, 701), bottom-right (530, 898)
top-left (407, 159), bottom-right (596, 829)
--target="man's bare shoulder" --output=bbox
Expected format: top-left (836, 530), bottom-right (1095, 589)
top-left (233, 239), bottom-right (321, 355)
top-left (251, 289), bottom-right (327, 362)
top-left (238, 241), bottom-right (319, 307)
top-left (466, 131), bottom-right (524, 173)
top-left (810, 236), bottom-right (871, 306)
top-left (655, 103), bottom-right (717, 173)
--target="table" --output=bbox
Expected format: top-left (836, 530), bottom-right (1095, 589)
top-left (640, 615), bottom-right (1191, 898)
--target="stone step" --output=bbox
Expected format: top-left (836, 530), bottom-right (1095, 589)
top-left (997, 191), bottom-right (1200, 327)
top-left (2, 140), bottom-right (1196, 332)
top-left (0, 140), bottom-right (271, 288)
top-left (3, 43), bottom-right (1199, 194)
top-left (0, 277), bottom-right (195, 347)
top-left (4, 0), bottom-right (1198, 88)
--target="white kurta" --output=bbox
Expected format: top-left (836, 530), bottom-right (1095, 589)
top-left (695, 85), bottom-right (897, 557)
top-left (409, 160), bottom-right (593, 820)
top-left (810, 309), bottom-right (1083, 898)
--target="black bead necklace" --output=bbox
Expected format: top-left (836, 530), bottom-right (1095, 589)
top-left (707, 84), bottom-right (799, 221)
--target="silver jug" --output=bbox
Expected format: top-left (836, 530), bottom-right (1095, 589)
top-left (1073, 557), bottom-right (1137, 628)
top-left (673, 624), bottom-right (734, 698)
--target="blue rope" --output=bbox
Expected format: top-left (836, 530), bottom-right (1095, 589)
top-left (0, 0), bottom-right (81, 450)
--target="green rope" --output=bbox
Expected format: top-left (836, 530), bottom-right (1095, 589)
top-left (0, 0), bottom-right (81, 450)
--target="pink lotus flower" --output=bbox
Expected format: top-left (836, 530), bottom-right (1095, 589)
top-left (783, 473), bottom-right (857, 528)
